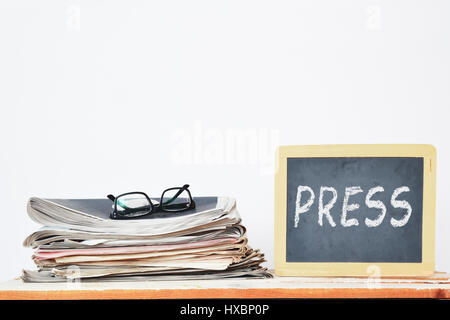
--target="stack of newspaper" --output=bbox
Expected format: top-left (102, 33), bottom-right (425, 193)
top-left (22, 196), bottom-right (271, 282)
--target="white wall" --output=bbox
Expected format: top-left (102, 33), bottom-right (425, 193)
top-left (0, 0), bottom-right (449, 281)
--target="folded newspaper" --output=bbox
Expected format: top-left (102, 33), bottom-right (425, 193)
top-left (22, 196), bottom-right (271, 282)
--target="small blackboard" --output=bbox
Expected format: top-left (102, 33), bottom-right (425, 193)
top-left (275, 145), bottom-right (436, 277)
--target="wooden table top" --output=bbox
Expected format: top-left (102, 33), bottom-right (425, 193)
top-left (1, 272), bottom-right (449, 299)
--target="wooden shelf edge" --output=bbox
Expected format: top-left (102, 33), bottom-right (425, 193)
top-left (1, 287), bottom-right (449, 300)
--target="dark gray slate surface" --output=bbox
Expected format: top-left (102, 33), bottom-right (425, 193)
top-left (286, 157), bottom-right (423, 263)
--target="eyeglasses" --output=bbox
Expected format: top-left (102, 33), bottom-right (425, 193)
top-left (107, 184), bottom-right (196, 219)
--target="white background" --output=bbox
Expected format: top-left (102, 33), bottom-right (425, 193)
top-left (0, 1), bottom-right (449, 282)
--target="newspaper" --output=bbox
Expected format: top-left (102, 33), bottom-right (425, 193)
top-left (22, 196), bottom-right (272, 282)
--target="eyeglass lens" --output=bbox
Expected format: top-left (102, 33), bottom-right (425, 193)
top-left (115, 194), bottom-right (152, 217)
top-left (161, 188), bottom-right (192, 211)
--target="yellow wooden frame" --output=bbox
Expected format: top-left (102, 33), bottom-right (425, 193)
top-left (274, 144), bottom-right (436, 277)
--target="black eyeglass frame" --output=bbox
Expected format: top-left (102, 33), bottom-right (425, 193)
top-left (107, 184), bottom-right (196, 219)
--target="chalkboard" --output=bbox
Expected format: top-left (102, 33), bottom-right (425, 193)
top-left (286, 157), bottom-right (423, 263)
top-left (274, 145), bottom-right (436, 277)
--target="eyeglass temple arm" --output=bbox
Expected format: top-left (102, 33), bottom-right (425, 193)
top-left (173, 184), bottom-right (190, 199)
top-left (109, 185), bottom-right (190, 205)
top-left (164, 185), bottom-right (190, 204)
